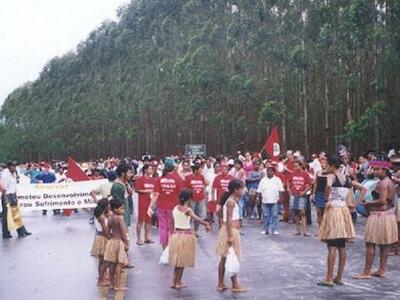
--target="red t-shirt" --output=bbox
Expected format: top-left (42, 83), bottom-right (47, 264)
top-left (288, 170), bottom-right (311, 196)
top-left (185, 173), bottom-right (206, 202)
top-left (135, 175), bottom-right (156, 206)
top-left (155, 172), bottom-right (184, 210)
top-left (212, 174), bottom-right (234, 202)
top-left (285, 159), bottom-right (296, 173)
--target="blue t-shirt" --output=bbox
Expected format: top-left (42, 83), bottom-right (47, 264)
top-left (35, 172), bottom-right (56, 183)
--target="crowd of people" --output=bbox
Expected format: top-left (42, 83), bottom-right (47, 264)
top-left (1, 146), bottom-right (400, 292)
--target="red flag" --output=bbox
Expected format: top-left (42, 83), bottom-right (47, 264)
top-left (64, 157), bottom-right (89, 216)
top-left (263, 127), bottom-right (280, 161)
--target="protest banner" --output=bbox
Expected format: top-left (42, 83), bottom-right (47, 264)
top-left (16, 179), bottom-right (107, 211)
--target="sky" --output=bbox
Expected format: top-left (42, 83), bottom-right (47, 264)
top-left (0, 0), bottom-right (130, 106)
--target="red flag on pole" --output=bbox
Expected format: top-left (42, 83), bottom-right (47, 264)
top-left (263, 127), bottom-right (280, 161)
top-left (64, 157), bottom-right (90, 216)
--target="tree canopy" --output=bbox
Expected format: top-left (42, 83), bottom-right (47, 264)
top-left (1, 0), bottom-right (399, 161)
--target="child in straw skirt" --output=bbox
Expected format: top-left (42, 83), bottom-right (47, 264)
top-left (103, 199), bottom-right (130, 291)
top-left (318, 156), bottom-right (366, 287)
top-left (354, 160), bottom-right (399, 280)
top-left (90, 199), bottom-right (110, 286)
top-left (169, 189), bottom-right (210, 289)
top-left (216, 179), bottom-right (247, 293)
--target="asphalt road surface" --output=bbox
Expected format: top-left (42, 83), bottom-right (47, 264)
top-left (1, 210), bottom-right (400, 300)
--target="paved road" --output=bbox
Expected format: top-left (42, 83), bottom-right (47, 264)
top-left (1, 210), bottom-right (400, 300)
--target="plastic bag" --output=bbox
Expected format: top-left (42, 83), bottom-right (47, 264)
top-left (159, 246), bottom-right (169, 265)
top-left (225, 247), bottom-right (240, 275)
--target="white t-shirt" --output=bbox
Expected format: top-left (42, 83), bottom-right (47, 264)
top-left (257, 176), bottom-right (284, 204)
top-left (2, 168), bottom-right (17, 194)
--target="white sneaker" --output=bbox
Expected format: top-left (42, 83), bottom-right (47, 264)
top-left (260, 231), bottom-right (267, 235)
top-left (273, 231), bottom-right (280, 235)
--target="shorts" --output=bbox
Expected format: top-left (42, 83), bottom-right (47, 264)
top-left (326, 238), bottom-right (346, 248)
top-left (290, 196), bottom-right (307, 211)
top-left (315, 192), bottom-right (326, 209)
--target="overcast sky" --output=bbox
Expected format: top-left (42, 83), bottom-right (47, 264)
top-left (0, 0), bottom-right (129, 106)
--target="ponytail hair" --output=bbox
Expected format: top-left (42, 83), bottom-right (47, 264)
top-left (219, 179), bottom-right (244, 206)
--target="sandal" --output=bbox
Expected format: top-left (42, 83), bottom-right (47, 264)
top-left (333, 278), bottom-right (344, 286)
top-left (293, 232), bottom-right (301, 236)
top-left (352, 273), bottom-right (372, 280)
top-left (317, 280), bottom-right (334, 287)
top-left (216, 285), bottom-right (228, 292)
top-left (136, 241), bottom-right (144, 246)
top-left (371, 271), bottom-right (385, 278)
top-left (231, 287), bottom-right (248, 293)
top-left (144, 239), bottom-right (155, 244)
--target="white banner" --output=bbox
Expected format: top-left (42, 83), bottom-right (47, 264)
top-left (16, 179), bottom-right (108, 211)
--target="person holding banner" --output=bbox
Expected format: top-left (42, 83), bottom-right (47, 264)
top-left (1, 161), bottom-right (31, 239)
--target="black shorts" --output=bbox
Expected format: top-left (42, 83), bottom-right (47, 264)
top-left (326, 239), bottom-right (346, 248)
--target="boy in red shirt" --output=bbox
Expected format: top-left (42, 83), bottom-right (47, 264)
top-left (185, 164), bottom-right (209, 236)
top-left (288, 161), bottom-right (312, 236)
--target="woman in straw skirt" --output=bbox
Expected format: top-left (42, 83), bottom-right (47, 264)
top-left (168, 189), bottom-right (210, 289)
top-left (354, 160), bottom-right (399, 279)
top-left (318, 156), bottom-right (366, 287)
top-left (216, 179), bottom-right (247, 293)
top-left (90, 199), bottom-right (110, 286)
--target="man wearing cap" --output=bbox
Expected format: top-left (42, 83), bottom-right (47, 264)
top-left (257, 164), bottom-right (284, 235)
top-left (35, 163), bottom-right (57, 215)
top-left (1, 161), bottom-right (31, 239)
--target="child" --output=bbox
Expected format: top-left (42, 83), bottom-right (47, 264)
top-left (318, 156), bottom-right (366, 286)
top-left (169, 189), bottom-right (211, 289)
top-left (104, 199), bottom-right (130, 291)
top-left (90, 198), bottom-right (110, 286)
top-left (216, 179), bottom-right (247, 293)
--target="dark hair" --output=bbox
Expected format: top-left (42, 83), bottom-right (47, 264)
top-left (327, 156), bottom-right (341, 169)
top-left (142, 164), bottom-right (151, 174)
top-left (179, 189), bottom-right (193, 205)
top-left (107, 171), bottom-right (117, 181)
top-left (110, 199), bottom-right (123, 212)
top-left (191, 163), bottom-right (201, 172)
top-left (220, 179), bottom-right (243, 206)
top-left (116, 163), bottom-right (130, 177)
top-left (94, 198), bottom-right (108, 218)
top-left (234, 159), bottom-right (243, 167)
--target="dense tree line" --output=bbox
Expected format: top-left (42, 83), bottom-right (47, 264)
top-left (1, 0), bottom-right (399, 161)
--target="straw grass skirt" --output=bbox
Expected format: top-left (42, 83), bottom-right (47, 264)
top-left (319, 206), bottom-right (355, 241)
top-left (104, 239), bottom-right (129, 265)
top-left (396, 198), bottom-right (400, 223)
top-left (216, 226), bottom-right (241, 259)
top-left (91, 235), bottom-right (108, 257)
top-left (365, 210), bottom-right (398, 245)
top-left (168, 231), bottom-right (196, 268)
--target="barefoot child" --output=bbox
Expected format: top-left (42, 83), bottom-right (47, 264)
top-left (318, 156), bottom-right (366, 287)
top-left (169, 189), bottom-right (211, 289)
top-left (104, 199), bottom-right (130, 291)
top-left (216, 179), bottom-right (247, 293)
top-left (90, 199), bottom-right (110, 286)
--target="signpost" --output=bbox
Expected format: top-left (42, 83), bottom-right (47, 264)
top-left (185, 144), bottom-right (206, 157)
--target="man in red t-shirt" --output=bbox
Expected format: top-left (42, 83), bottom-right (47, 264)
top-left (212, 164), bottom-right (234, 228)
top-left (148, 160), bottom-right (184, 248)
top-left (185, 164), bottom-right (209, 235)
top-left (287, 161), bottom-right (312, 236)
top-left (135, 164), bottom-right (156, 245)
